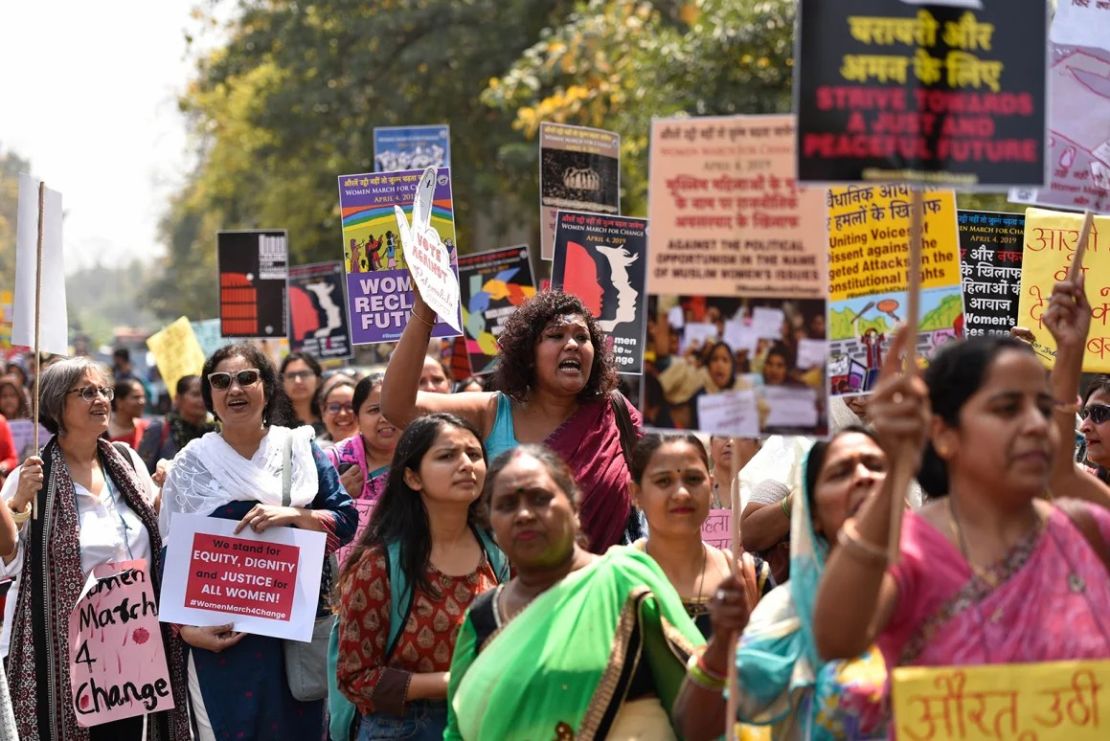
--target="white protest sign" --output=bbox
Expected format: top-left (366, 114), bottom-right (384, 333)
top-left (764, 386), bottom-right (820, 429)
top-left (796, 338), bottom-right (828, 370)
top-left (68, 560), bottom-right (175, 726)
top-left (680, 322), bottom-right (718, 354)
top-left (160, 514), bottom-right (326, 642)
top-left (12, 174), bottom-right (67, 354)
top-left (696, 389), bottom-right (761, 437)
top-left (723, 321), bottom-right (759, 356)
top-left (1050, 1), bottom-right (1110, 48)
top-left (751, 307), bottom-right (785, 340)
top-left (394, 166), bottom-right (463, 334)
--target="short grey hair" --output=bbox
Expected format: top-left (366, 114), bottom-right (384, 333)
top-left (38, 357), bottom-right (111, 435)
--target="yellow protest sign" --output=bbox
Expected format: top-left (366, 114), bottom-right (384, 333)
top-left (1017, 208), bottom-right (1110, 372)
top-left (146, 317), bottom-right (206, 399)
top-left (892, 660), bottom-right (1109, 740)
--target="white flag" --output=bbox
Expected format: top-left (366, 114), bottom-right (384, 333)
top-left (12, 174), bottom-right (67, 355)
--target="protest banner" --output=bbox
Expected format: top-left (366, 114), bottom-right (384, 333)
top-left (338, 168), bottom-right (462, 344)
top-left (958, 210), bottom-right (1025, 338)
top-left (458, 246), bottom-right (536, 375)
top-left (539, 122), bottom-right (620, 260)
top-left (826, 186), bottom-right (964, 396)
top-left (891, 660), bottom-right (1109, 740)
top-left (68, 560), bottom-right (175, 726)
top-left (645, 114), bottom-right (828, 436)
top-left (373, 124), bottom-right (450, 172)
top-left (146, 317), bottom-right (206, 400)
top-left (12, 174), bottom-right (66, 355)
top-left (552, 211), bottom-right (648, 374)
top-left (393, 167), bottom-right (464, 334)
top-left (288, 261), bottom-right (352, 360)
top-left (160, 513), bottom-right (326, 642)
top-left (217, 230), bottom-right (289, 338)
top-left (1017, 208), bottom-right (1110, 372)
top-left (796, 0), bottom-right (1048, 188)
top-left (1009, 7), bottom-right (1110, 213)
top-left (190, 318), bottom-right (225, 359)
top-left (700, 509), bottom-right (732, 551)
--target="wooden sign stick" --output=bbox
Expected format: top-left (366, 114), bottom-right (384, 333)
top-left (31, 182), bottom-right (45, 521)
top-left (1067, 211), bottom-right (1094, 282)
top-left (725, 437), bottom-right (743, 741)
top-left (887, 185), bottom-right (924, 563)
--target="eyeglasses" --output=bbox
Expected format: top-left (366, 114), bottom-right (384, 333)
top-left (68, 386), bottom-right (114, 402)
top-left (282, 371), bottom-right (316, 382)
top-left (325, 402), bottom-right (355, 415)
top-left (1081, 403), bottom-right (1110, 425)
top-left (207, 369), bottom-right (262, 391)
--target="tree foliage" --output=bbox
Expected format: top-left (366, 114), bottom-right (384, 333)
top-left (0, 147), bottom-right (31, 297)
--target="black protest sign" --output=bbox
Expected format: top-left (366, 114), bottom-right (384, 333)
top-left (288, 261), bottom-right (352, 360)
top-left (218, 230), bottom-right (288, 338)
top-left (958, 210), bottom-right (1025, 337)
top-left (796, 0), bottom-right (1047, 187)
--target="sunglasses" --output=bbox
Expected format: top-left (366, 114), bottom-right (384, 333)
top-left (208, 369), bottom-right (262, 391)
top-left (68, 385), bottom-right (114, 402)
top-left (325, 402), bottom-right (355, 415)
top-left (1081, 404), bottom-right (1110, 425)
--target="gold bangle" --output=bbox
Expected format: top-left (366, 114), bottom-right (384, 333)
top-left (9, 501), bottom-right (31, 524)
top-left (409, 307), bottom-right (436, 329)
top-left (837, 518), bottom-right (888, 566)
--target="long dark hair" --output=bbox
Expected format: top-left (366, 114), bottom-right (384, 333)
top-left (280, 351), bottom-right (324, 420)
top-left (340, 413), bottom-right (486, 597)
top-left (201, 343), bottom-right (295, 426)
top-left (917, 336), bottom-right (1035, 497)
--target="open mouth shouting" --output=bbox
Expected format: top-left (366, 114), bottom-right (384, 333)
top-left (557, 357), bottom-right (583, 374)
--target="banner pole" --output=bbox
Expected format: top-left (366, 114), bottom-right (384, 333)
top-left (31, 182), bottom-right (45, 521)
top-left (1068, 211), bottom-right (1093, 281)
top-left (887, 184), bottom-right (923, 563)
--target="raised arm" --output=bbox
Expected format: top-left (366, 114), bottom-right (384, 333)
top-left (380, 287), bottom-right (494, 432)
top-left (813, 329), bottom-right (929, 660)
top-left (1043, 274), bottom-right (1110, 507)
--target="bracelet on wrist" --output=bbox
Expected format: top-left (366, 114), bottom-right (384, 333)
top-left (837, 518), bottom-right (888, 566)
top-left (409, 307), bottom-right (436, 329)
top-left (780, 495), bottom-right (791, 520)
top-left (686, 652), bottom-right (726, 692)
top-left (8, 500), bottom-right (31, 525)
top-left (697, 652), bottom-right (727, 683)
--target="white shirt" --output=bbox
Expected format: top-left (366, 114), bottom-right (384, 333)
top-left (0, 445), bottom-right (157, 657)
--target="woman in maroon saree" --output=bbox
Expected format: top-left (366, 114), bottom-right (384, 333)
top-left (382, 289), bottom-right (638, 552)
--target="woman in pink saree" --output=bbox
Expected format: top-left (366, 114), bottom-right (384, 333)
top-left (814, 273), bottom-right (1110, 675)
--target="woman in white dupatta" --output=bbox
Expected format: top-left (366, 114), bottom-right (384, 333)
top-left (161, 343), bottom-right (357, 741)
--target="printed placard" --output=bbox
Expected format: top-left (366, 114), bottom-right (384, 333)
top-left (645, 115), bottom-right (829, 436)
top-left (700, 509), bottom-right (732, 551)
top-left (288, 261), bottom-right (352, 360)
top-left (458, 246), bottom-right (537, 375)
top-left (68, 560), bottom-right (174, 727)
top-left (796, 0), bottom-right (1048, 187)
top-left (146, 317), bottom-right (206, 400)
top-left (217, 230), bottom-right (289, 338)
top-left (373, 124), bottom-right (450, 172)
top-left (552, 212), bottom-right (648, 374)
top-left (337, 168), bottom-right (462, 344)
top-left (892, 660), bottom-right (1109, 740)
top-left (160, 514), bottom-right (326, 642)
top-left (1017, 208), bottom-right (1110, 372)
top-left (957, 210), bottom-right (1025, 338)
top-left (826, 185), bottom-right (964, 396)
top-left (539, 122), bottom-right (620, 260)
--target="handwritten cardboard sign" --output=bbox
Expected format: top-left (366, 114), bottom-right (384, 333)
top-left (700, 509), bottom-right (732, 550)
top-left (892, 660), bottom-right (1110, 740)
top-left (160, 514), bottom-right (326, 642)
top-left (68, 560), bottom-right (174, 727)
top-left (1017, 208), bottom-right (1110, 372)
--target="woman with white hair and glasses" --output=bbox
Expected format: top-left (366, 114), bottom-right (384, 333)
top-left (0, 357), bottom-right (190, 740)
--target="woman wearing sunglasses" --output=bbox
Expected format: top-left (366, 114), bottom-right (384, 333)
top-left (1080, 376), bottom-right (1110, 483)
top-left (1, 357), bottom-right (190, 740)
top-left (160, 343), bottom-right (358, 741)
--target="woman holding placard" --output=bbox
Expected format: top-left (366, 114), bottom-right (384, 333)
top-left (383, 289), bottom-right (640, 552)
top-left (814, 276), bottom-right (1110, 677)
top-left (161, 343), bottom-right (357, 741)
top-left (629, 433), bottom-right (772, 637)
top-left (1, 357), bottom-right (190, 740)
top-left (335, 413), bottom-right (507, 741)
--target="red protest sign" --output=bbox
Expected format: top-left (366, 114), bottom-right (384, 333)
top-left (68, 560), bottom-right (175, 727)
top-left (184, 532), bottom-right (299, 622)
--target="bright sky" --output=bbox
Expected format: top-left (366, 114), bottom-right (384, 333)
top-left (1, 1), bottom-right (211, 274)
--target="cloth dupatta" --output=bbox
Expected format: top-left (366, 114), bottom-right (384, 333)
top-left (545, 396), bottom-right (640, 552)
top-left (735, 448), bottom-right (887, 740)
top-left (448, 547), bottom-right (703, 740)
top-left (9, 436), bottom-right (190, 741)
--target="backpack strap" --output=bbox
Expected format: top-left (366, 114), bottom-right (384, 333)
top-left (475, 527), bottom-right (509, 584)
top-left (384, 540), bottom-right (413, 662)
top-left (608, 390), bottom-right (638, 467)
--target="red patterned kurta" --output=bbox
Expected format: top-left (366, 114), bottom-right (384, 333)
top-left (336, 546), bottom-right (497, 716)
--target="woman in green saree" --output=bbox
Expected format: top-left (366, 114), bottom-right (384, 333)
top-left (445, 444), bottom-right (705, 740)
